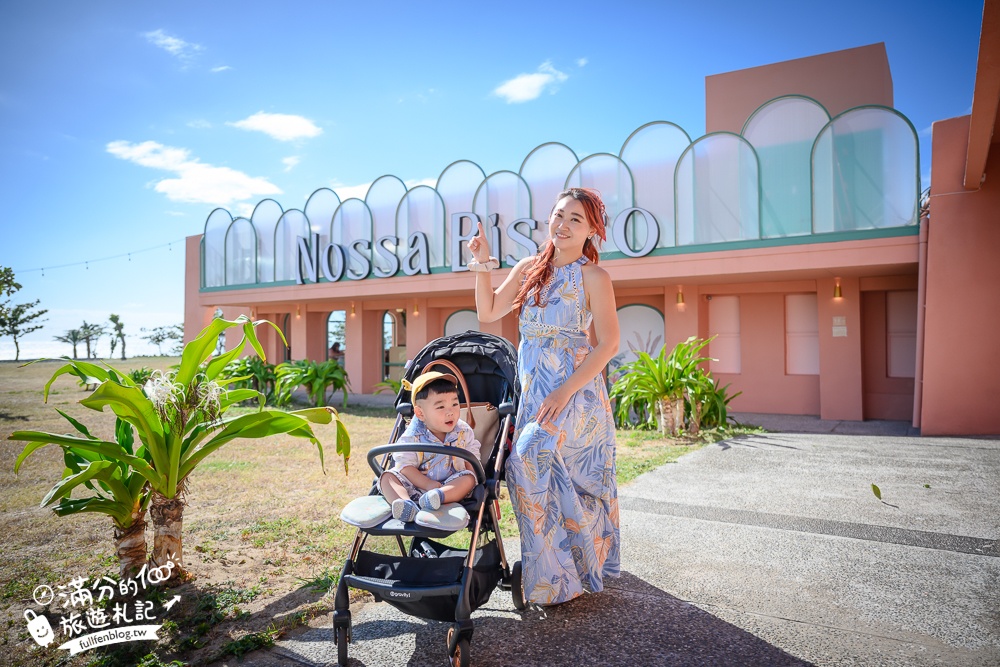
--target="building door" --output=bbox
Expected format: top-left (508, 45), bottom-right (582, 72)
top-left (861, 290), bottom-right (916, 421)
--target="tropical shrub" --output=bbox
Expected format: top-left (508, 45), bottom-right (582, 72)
top-left (373, 378), bottom-right (402, 396)
top-left (10, 316), bottom-right (350, 578)
top-left (221, 356), bottom-right (284, 406)
top-left (610, 336), bottom-right (722, 436)
top-left (275, 358), bottom-right (349, 408)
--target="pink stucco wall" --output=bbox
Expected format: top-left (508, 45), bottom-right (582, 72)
top-left (920, 115), bottom-right (1000, 435)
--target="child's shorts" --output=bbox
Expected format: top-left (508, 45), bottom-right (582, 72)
top-left (378, 469), bottom-right (476, 502)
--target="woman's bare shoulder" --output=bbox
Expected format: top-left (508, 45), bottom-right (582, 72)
top-left (581, 261), bottom-right (611, 281)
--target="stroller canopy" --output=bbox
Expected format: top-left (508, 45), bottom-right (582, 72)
top-left (397, 331), bottom-right (519, 409)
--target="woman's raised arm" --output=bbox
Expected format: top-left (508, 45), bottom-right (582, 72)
top-left (469, 221), bottom-right (532, 323)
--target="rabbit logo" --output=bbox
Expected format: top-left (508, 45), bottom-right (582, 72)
top-left (24, 609), bottom-right (54, 647)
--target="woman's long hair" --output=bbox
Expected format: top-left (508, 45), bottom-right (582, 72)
top-left (513, 187), bottom-right (609, 309)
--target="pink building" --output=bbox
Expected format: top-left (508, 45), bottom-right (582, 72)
top-left (184, 5), bottom-right (1000, 436)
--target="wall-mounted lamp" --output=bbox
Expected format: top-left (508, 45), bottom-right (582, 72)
top-left (413, 301), bottom-right (420, 317)
top-left (296, 304), bottom-right (301, 319)
top-left (676, 286), bottom-right (686, 312)
top-left (250, 308), bottom-right (256, 319)
top-left (350, 302), bottom-right (356, 317)
top-left (833, 278), bottom-right (843, 300)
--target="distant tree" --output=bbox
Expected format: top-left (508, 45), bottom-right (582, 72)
top-left (141, 324), bottom-right (184, 356)
top-left (0, 266), bottom-right (21, 323)
top-left (109, 313), bottom-right (127, 360)
top-left (53, 329), bottom-right (84, 359)
top-left (78, 321), bottom-right (106, 360)
top-left (1, 300), bottom-right (48, 361)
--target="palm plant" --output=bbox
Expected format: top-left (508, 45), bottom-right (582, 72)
top-left (79, 321), bottom-right (106, 359)
top-left (109, 313), bottom-right (127, 360)
top-left (684, 368), bottom-right (741, 435)
top-left (609, 336), bottom-right (714, 436)
top-left (10, 316), bottom-right (351, 578)
top-left (53, 328), bottom-right (84, 359)
top-left (276, 358), bottom-right (350, 408)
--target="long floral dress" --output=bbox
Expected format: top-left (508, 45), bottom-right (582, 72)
top-left (506, 256), bottom-right (620, 605)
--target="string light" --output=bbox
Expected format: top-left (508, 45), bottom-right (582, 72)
top-left (12, 238), bottom-right (187, 274)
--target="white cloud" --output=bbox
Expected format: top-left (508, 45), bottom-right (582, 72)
top-left (331, 177), bottom-right (436, 202)
top-left (576, 58), bottom-right (588, 67)
top-left (228, 112), bottom-right (322, 142)
top-left (143, 29), bottom-right (203, 62)
top-left (282, 156), bottom-right (300, 172)
top-left (107, 140), bottom-right (282, 206)
top-left (234, 203), bottom-right (255, 218)
top-left (331, 181), bottom-right (373, 201)
top-left (187, 119), bottom-right (212, 129)
top-left (210, 65), bottom-right (232, 73)
top-left (493, 61), bottom-right (568, 103)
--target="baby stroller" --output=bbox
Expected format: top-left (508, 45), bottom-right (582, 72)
top-left (333, 331), bottom-right (524, 667)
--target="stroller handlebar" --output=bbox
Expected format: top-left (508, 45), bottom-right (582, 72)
top-left (367, 443), bottom-right (488, 482)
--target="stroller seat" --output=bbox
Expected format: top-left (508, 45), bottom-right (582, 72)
top-left (333, 331), bottom-right (524, 667)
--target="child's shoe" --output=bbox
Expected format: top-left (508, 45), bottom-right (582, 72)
top-left (392, 499), bottom-right (419, 522)
top-left (419, 489), bottom-right (443, 511)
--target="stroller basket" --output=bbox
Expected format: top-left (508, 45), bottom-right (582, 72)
top-left (345, 537), bottom-right (501, 623)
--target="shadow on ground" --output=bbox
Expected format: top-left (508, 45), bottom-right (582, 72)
top-left (277, 572), bottom-right (811, 667)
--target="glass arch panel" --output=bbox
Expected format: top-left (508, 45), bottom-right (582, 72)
top-left (812, 107), bottom-right (919, 233)
top-left (366, 176), bottom-right (408, 246)
top-left (444, 309), bottom-right (481, 336)
top-left (304, 188), bottom-right (341, 250)
top-left (520, 142), bottom-right (579, 243)
top-left (620, 122), bottom-right (691, 248)
top-left (473, 171), bottom-right (532, 263)
top-left (437, 160), bottom-right (487, 268)
top-left (676, 134), bottom-right (760, 245)
top-left (251, 199), bottom-right (283, 283)
top-left (274, 209), bottom-right (310, 282)
top-left (397, 186), bottom-right (446, 268)
top-left (224, 217), bottom-right (257, 286)
top-left (565, 154), bottom-right (635, 254)
top-left (332, 199), bottom-right (375, 276)
top-left (743, 97), bottom-right (829, 238)
top-left (202, 208), bottom-right (232, 288)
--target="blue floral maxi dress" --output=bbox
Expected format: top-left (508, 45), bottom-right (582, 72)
top-left (506, 256), bottom-right (621, 605)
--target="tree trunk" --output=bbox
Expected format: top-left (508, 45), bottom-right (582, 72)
top-left (657, 395), bottom-right (685, 437)
top-left (72, 343), bottom-right (78, 359)
top-left (115, 515), bottom-right (148, 578)
top-left (120, 337), bottom-right (126, 360)
top-left (150, 488), bottom-right (185, 577)
top-left (84, 339), bottom-right (92, 359)
top-left (689, 399), bottom-right (701, 436)
top-left (13, 338), bottom-right (19, 361)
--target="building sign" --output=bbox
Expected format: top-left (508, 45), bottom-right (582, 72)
top-left (293, 209), bottom-right (660, 284)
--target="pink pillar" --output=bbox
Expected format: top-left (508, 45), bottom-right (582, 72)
top-left (817, 277), bottom-right (864, 420)
top-left (345, 306), bottom-right (383, 394)
top-left (664, 284), bottom-right (700, 351)
top-left (289, 306), bottom-right (308, 361)
top-left (305, 311), bottom-right (327, 361)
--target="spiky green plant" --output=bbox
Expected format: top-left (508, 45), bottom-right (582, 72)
top-left (10, 316), bottom-right (350, 577)
top-left (609, 336), bottom-right (714, 436)
top-left (275, 358), bottom-right (350, 408)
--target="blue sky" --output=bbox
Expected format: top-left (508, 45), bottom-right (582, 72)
top-left (0, 0), bottom-right (985, 359)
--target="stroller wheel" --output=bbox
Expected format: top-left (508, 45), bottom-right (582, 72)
top-left (336, 626), bottom-right (349, 666)
top-left (449, 636), bottom-right (470, 667)
top-left (511, 560), bottom-right (526, 611)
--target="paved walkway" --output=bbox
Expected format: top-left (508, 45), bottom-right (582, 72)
top-left (253, 415), bottom-right (999, 667)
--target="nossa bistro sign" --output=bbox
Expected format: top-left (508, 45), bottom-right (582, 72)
top-left (294, 208), bottom-right (660, 285)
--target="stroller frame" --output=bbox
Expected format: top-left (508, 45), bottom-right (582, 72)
top-left (333, 332), bottom-right (525, 667)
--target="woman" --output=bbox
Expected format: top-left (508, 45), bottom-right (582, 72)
top-left (468, 187), bottom-right (620, 605)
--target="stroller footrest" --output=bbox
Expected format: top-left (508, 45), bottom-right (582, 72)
top-left (362, 518), bottom-right (462, 539)
top-left (343, 574), bottom-right (461, 602)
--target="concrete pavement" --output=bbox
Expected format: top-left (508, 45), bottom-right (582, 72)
top-left (261, 415), bottom-right (999, 667)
